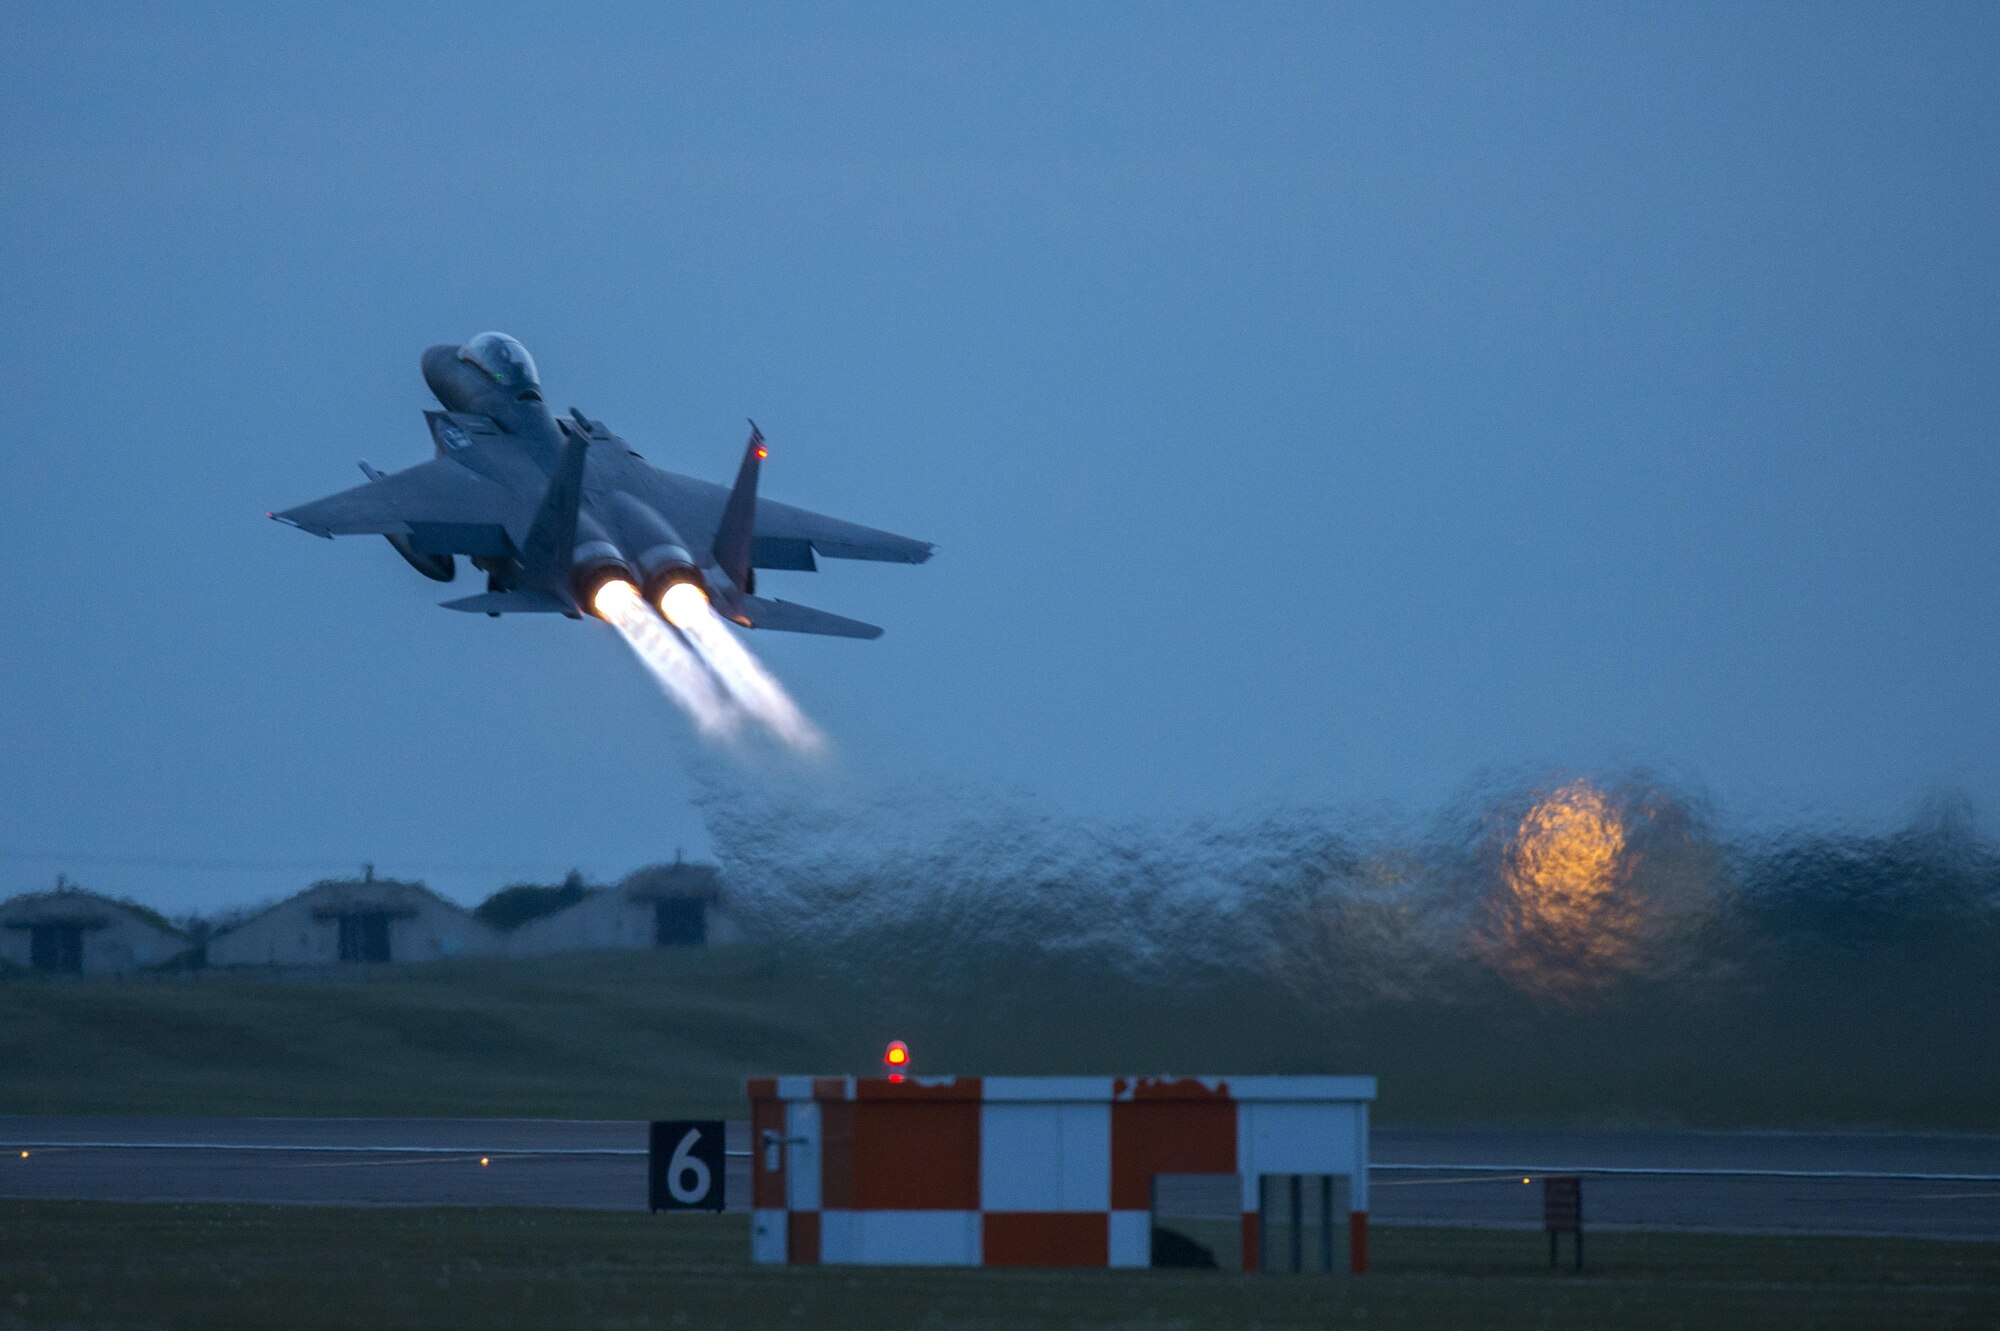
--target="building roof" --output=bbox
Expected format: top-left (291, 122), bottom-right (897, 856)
top-left (208, 876), bottom-right (483, 940)
top-left (618, 861), bottom-right (721, 902)
top-left (0, 887), bottom-right (184, 937)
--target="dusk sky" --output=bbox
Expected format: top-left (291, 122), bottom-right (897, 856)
top-left (3, 3), bottom-right (1995, 913)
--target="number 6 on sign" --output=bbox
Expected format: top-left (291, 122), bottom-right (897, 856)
top-left (648, 1120), bottom-right (725, 1212)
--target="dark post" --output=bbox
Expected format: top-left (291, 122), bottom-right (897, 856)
top-left (1289, 1174), bottom-right (1303, 1273)
top-left (1257, 1175), bottom-right (1270, 1274)
top-left (1320, 1175), bottom-right (1334, 1272)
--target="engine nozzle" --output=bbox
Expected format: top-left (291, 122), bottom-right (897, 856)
top-left (571, 539), bottom-right (637, 618)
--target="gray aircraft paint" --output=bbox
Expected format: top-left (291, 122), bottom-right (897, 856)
top-left (272, 334), bottom-right (932, 639)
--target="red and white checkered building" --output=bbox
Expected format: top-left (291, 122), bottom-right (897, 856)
top-left (748, 1074), bottom-right (1375, 1271)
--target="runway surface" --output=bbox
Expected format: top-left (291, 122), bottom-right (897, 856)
top-left (1371, 1128), bottom-right (2000, 1241)
top-left (3, 1118), bottom-right (1996, 1239)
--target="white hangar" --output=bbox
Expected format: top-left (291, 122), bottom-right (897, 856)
top-left (0, 885), bottom-right (189, 975)
top-left (206, 874), bottom-right (499, 968)
top-left (505, 861), bottom-right (743, 956)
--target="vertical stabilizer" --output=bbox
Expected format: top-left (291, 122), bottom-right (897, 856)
top-left (520, 433), bottom-right (590, 588)
top-left (713, 421), bottom-right (765, 593)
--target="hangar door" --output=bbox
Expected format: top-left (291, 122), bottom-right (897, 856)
top-left (30, 923), bottom-right (84, 974)
top-left (654, 897), bottom-right (707, 947)
top-left (337, 911), bottom-right (392, 963)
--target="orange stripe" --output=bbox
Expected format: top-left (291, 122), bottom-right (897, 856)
top-left (751, 1100), bottom-right (787, 1209)
top-left (845, 1101), bottom-right (981, 1210)
top-left (982, 1212), bottom-right (1109, 1267)
top-left (855, 1076), bottom-right (983, 1101)
top-left (786, 1211), bottom-right (820, 1265)
top-left (1109, 1100), bottom-right (1236, 1210)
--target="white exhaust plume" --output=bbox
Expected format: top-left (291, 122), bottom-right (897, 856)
top-left (591, 581), bottom-right (740, 740)
top-left (661, 583), bottom-right (826, 755)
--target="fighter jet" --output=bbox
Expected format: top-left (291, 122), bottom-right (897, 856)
top-left (270, 333), bottom-right (932, 638)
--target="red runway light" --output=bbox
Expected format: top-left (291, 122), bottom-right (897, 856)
top-left (884, 1040), bottom-right (909, 1068)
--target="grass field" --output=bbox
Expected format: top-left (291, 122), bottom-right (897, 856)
top-left (0, 1202), bottom-right (1994, 1330)
top-left (2, 945), bottom-right (1997, 1127)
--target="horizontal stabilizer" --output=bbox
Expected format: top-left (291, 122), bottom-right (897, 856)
top-left (440, 590), bottom-right (570, 615)
top-left (738, 595), bottom-right (882, 639)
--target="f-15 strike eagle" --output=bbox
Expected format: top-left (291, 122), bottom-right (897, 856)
top-left (270, 333), bottom-right (932, 638)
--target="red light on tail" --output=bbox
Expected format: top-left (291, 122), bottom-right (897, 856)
top-left (884, 1040), bottom-right (909, 1070)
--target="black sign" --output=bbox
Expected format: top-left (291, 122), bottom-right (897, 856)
top-left (1543, 1174), bottom-right (1583, 1270)
top-left (1542, 1175), bottom-right (1582, 1233)
top-left (649, 1120), bottom-right (726, 1212)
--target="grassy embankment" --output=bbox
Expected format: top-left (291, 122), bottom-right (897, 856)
top-left (1, 946), bottom-right (1994, 1127)
top-left (0, 1202), bottom-right (1994, 1331)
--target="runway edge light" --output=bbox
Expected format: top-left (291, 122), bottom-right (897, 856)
top-left (885, 1040), bottom-right (909, 1082)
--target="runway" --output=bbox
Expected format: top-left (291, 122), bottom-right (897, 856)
top-left (0, 1117), bottom-right (742, 1213)
top-left (1371, 1128), bottom-right (2000, 1241)
top-left (3, 1118), bottom-right (1996, 1239)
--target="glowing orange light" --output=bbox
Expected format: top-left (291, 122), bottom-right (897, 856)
top-left (884, 1040), bottom-right (909, 1067)
top-left (18, 1151), bottom-right (27, 1159)
top-left (659, 581), bottom-right (710, 628)
top-left (592, 578), bottom-right (640, 620)
top-left (754, 446), bottom-right (768, 460)
top-left (1486, 779), bottom-right (1636, 1001)
top-left (1522, 1177), bottom-right (1531, 1184)
top-left (480, 1157), bottom-right (490, 1167)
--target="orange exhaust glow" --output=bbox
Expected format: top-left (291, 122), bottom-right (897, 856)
top-left (591, 577), bottom-right (738, 738)
top-left (659, 580), bottom-right (710, 627)
top-left (591, 577), bottom-right (639, 620)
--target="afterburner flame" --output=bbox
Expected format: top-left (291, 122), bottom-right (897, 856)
top-left (659, 581), bottom-right (709, 628)
top-left (1486, 779), bottom-right (1639, 998)
top-left (660, 584), bottom-right (823, 754)
top-left (591, 579), bottom-right (634, 620)
top-left (592, 580), bottom-right (737, 738)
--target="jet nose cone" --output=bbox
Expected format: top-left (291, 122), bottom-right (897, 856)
top-left (422, 344), bottom-right (465, 406)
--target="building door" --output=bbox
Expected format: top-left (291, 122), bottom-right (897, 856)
top-left (337, 911), bottom-right (393, 963)
top-left (1256, 1173), bottom-right (1351, 1273)
top-left (654, 897), bottom-right (708, 946)
top-left (29, 923), bottom-right (84, 974)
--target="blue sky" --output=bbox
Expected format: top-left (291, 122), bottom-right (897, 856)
top-left (2, 3), bottom-right (1995, 911)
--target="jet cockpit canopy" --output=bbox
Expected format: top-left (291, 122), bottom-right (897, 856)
top-left (458, 332), bottom-right (541, 394)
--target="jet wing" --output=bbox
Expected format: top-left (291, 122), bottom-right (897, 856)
top-left (640, 468), bottom-right (933, 570)
top-left (738, 595), bottom-right (883, 639)
top-left (271, 458), bottom-right (521, 557)
top-left (756, 495), bottom-right (935, 564)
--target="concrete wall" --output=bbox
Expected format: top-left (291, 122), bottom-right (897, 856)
top-left (0, 889), bottom-right (189, 974)
top-left (207, 878), bottom-right (499, 968)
